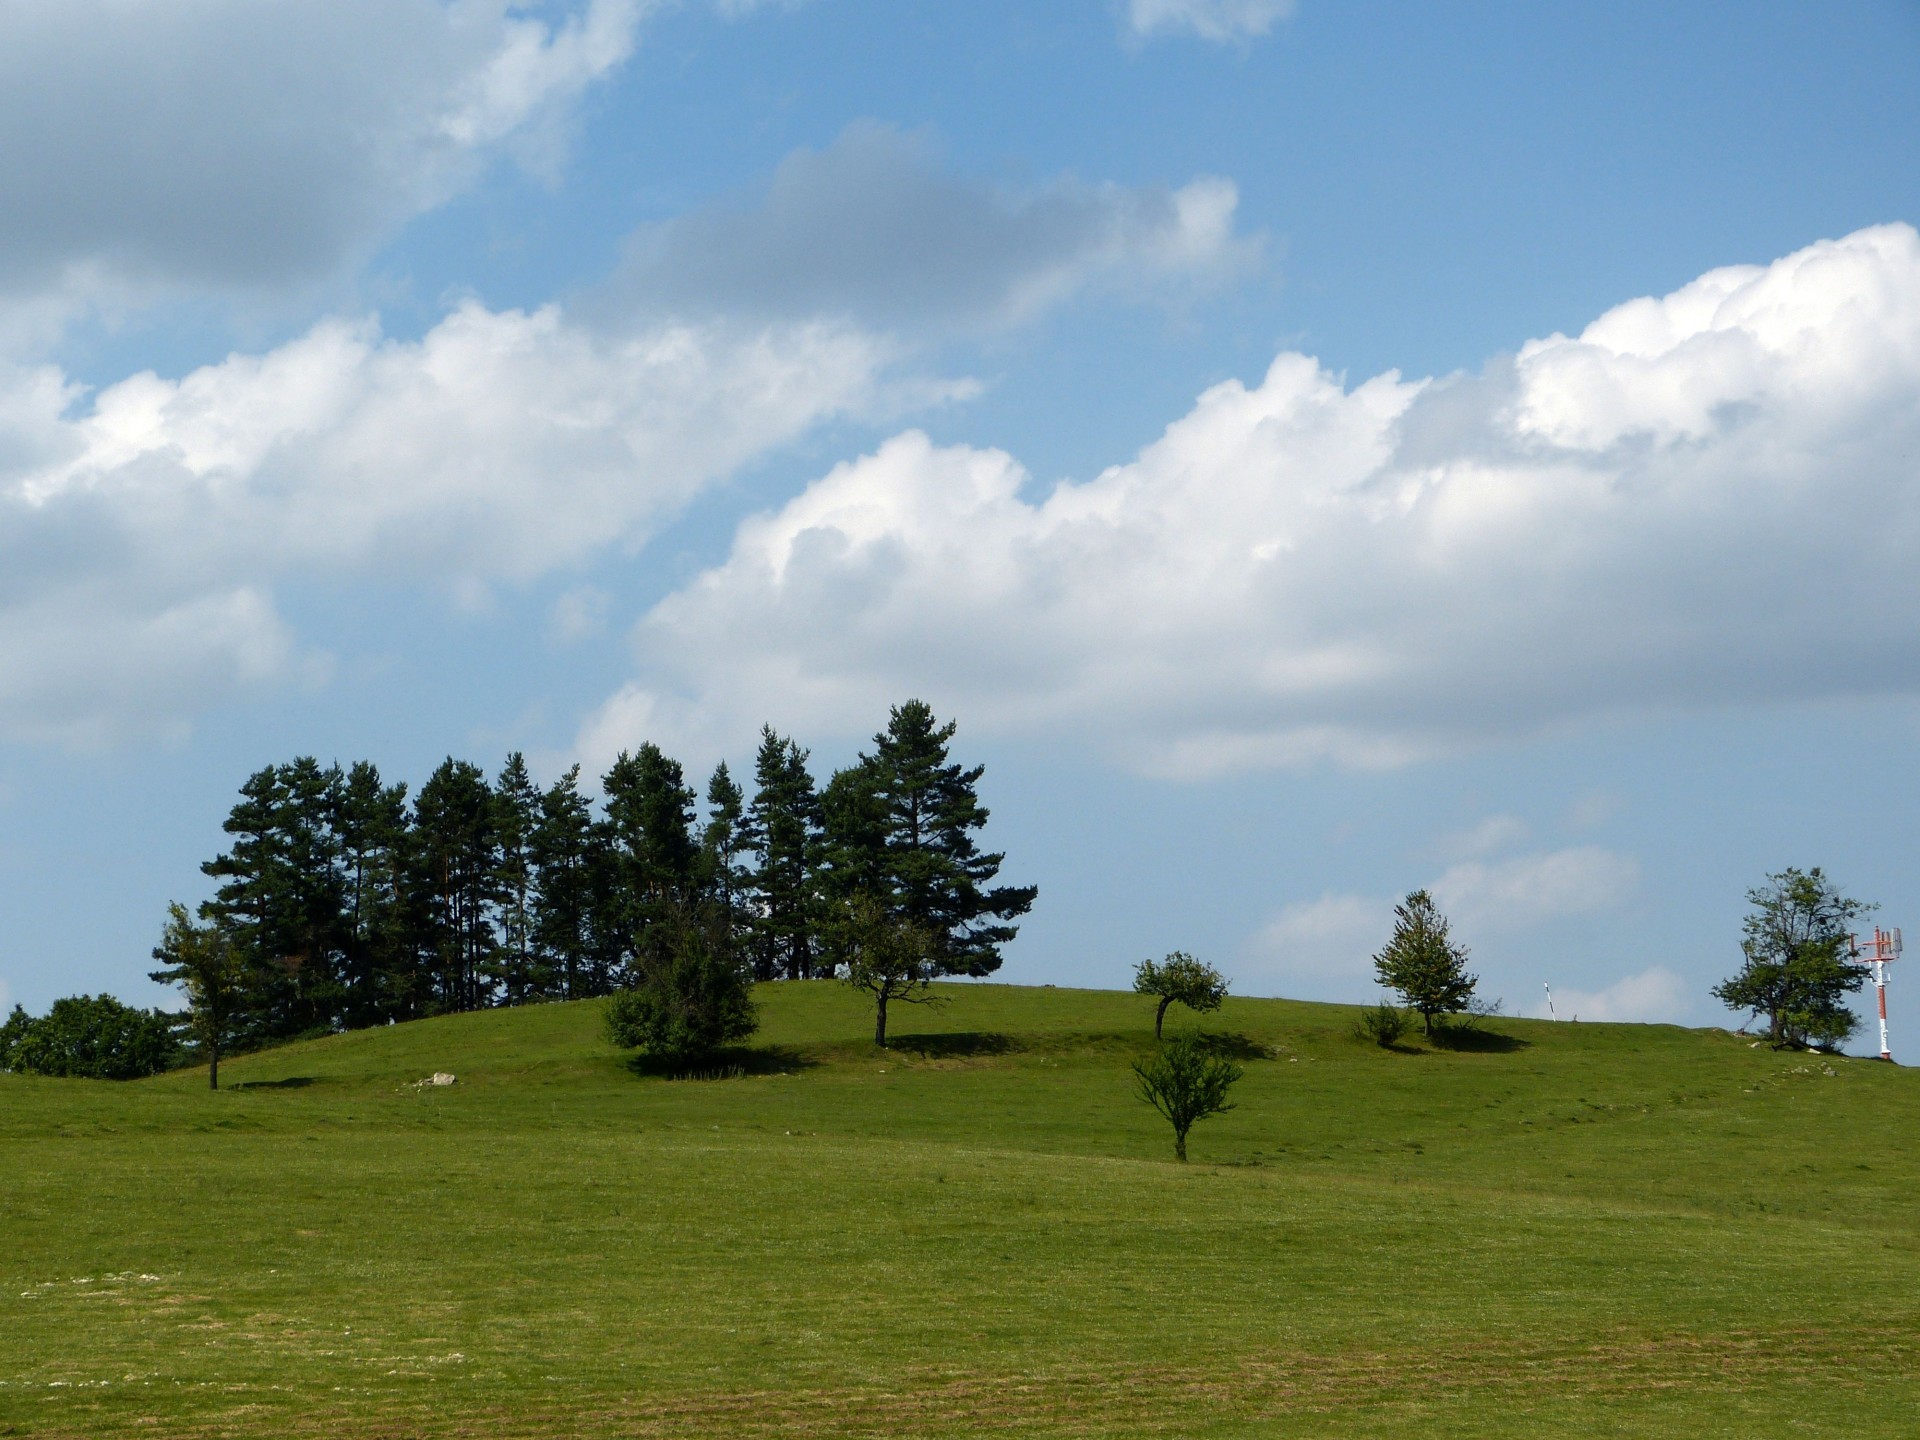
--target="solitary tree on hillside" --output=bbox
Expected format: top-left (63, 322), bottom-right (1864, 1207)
top-left (1133, 952), bottom-right (1228, 1039)
top-left (1714, 867), bottom-right (1869, 1050)
top-left (1132, 1033), bottom-right (1243, 1162)
top-left (1372, 890), bottom-right (1477, 1037)
top-left (837, 893), bottom-right (941, 1047)
top-left (150, 903), bottom-right (250, 1090)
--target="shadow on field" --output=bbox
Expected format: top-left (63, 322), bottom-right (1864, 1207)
top-left (887, 1031), bottom-right (1017, 1059)
top-left (1188, 1031), bottom-right (1274, 1062)
top-left (229, 1076), bottom-right (320, 1090)
top-left (1428, 1024), bottom-right (1529, 1054)
top-left (627, 1046), bottom-right (818, 1081)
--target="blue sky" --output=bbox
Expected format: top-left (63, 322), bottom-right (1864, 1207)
top-left (4, 0), bottom-right (1919, 1051)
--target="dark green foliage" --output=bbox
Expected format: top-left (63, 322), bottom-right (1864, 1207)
top-left (531, 765), bottom-right (614, 1000)
top-left (492, 753), bottom-right (543, 1005)
top-left (150, 902), bottom-right (250, 1089)
top-left (836, 892), bottom-right (942, 1046)
top-left (601, 745), bottom-right (699, 976)
top-left (1131, 1032), bottom-right (1244, 1162)
top-left (1132, 951), bottom-right (1228, 1039)
top-left (1714, 867), bottom-right (1870, 1050)
top-left (604, 904), bottom-right (757, 1061)
top-left (334, 761), bottom-right (411, 1029)
top-left (0, 994), bottom-right (179, 1080)
top-left (743, 729), bottom-right (822, 980)
top-left (166, 704), bottom-right (1031, 1055)
top-left (827, 700), bottom-right (1036, 977)
top-left (1354, 1002), bottom-right (1412, 1048)
top-left (1373, 890), bottom-right (1478, 1036)
top-left (411, 758), bottom-right (504, 1015)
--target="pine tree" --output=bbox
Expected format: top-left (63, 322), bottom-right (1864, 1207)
top-left (531, 766), bottom-right (606, 1000)
top-left (1372, 890), bottom-right (1477, 1037)
top-left (601, 745), bottom-right (699, 980)
top-left (699, 761), bottom-right (750, 953)
top-left (861, 700), bottom-right (1036, 977)
top-left (335, 761), bottom-right (411, 1027)
top-left (742, 728), bottom-right (821, 980)
top-left (492, 753), bottom-right (543, 1003)
top-left (411, 758), bottom-right (502, 1013)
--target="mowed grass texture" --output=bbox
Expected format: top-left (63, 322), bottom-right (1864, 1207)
top-left (3, 984), bottom-right (1916, 1437)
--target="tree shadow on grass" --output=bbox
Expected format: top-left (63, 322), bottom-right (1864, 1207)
top-left (1428, 1022), bottom-right (1530, 1054)
top-left (228, 1076), bottom-right (320, 1090)
top-left (625, 1045), bottom-right (818, 1081)
top-left (1186, 1030), bottom-right (1275, 1062)
top-left (886, 1031), bottom-right (1018, 1059)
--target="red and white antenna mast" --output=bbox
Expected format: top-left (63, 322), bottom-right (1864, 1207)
top-left (1849, 927), bottom-right (1901, 1062)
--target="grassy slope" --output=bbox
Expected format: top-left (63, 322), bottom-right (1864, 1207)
top-left (1, 982), bottom-right (1915, 1438)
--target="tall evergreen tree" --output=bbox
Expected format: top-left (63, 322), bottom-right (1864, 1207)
top-left (858, 700), bottom-right (1036, 977)
top-left (699, 761), bottom-right (750, 951)
top-left (601, 745), bottom-right (699, 978)
top-left (743, 728), bottom-right (822, 980)
top-left (335, 761), bottom-right (411, 1027)
top-left (531, 765), bottom-right (607, 1000)
top-left (202, 759), bottom-right (349, 1040)
top-left (493, 753), bottom-right (543, 1003)
top-left (411, 758), bottom-right (502, 1013)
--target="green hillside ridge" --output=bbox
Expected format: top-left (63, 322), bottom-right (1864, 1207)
top-left (3, 983), bottom-right (1916, 1438)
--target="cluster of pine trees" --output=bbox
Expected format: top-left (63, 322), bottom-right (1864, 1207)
top-left (163, 700), bottom-right (1036, 1049)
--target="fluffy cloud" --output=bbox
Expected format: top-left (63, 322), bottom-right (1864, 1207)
top-left (1242, 841), bottom-right (1640, 1005)
top-left (603, 122), bottom-right (1260, 333)
top-left (0, 0), bottom-right (644, 312)
top-left (0, 305), bottom-right (898, 743)
top-left (1128, 0), bottom-right (1294, 43)
top-left (591, 224), bottom-right (1920, 772)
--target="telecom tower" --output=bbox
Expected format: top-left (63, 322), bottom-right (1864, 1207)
top-left (1850, 927), bottom-right (1901, 1062)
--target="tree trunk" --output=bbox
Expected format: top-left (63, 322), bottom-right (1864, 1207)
top-left (1155, 996), bottom-right (1171, 1040)
top-left (875, 991), bottom-right (889, 1048)
top-left (209, 1041), bottom-right (220, 1091)
top-left (1174, 1127), bottom-right (1188, 1162)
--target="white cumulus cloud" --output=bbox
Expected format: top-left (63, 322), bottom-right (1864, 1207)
top-left (586, 224), bottom-right (1920, 773)
top-left (0, 305), bottom-right (900, 744)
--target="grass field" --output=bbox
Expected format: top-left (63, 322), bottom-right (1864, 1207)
top-left (3, 982), bottom-right (1916, 1437)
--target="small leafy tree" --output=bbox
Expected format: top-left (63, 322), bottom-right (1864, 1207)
top-left (1713, 867), bottom-right (1869, 1050)
top-left (838, 893), bottom-right (941, 1047)
top-left (1372, 890), bottom-right (1477, 1037)
top-left (0, 995), bottom-right (178, 1080)
top-left (150, 904), bottom-right (251, 1089)
top-left (1133, 952), bottom-right (1228, 1039)
top-left (1133, 1033), bottom-right (1243, 1162)
top-left (605, 903), bottom-right (757, 1062)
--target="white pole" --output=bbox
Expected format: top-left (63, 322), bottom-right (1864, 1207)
top-left (1875, 958), bottom-right (1892, 1062)
top-left (1543, 983), bottom-right (1556, 1020)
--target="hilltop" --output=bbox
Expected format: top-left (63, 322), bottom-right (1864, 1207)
top-left (2, 983), bottom-right (1915, 1438)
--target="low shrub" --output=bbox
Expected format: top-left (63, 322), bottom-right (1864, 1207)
top-left (1354, 1002), bottom-right (1412, 1048)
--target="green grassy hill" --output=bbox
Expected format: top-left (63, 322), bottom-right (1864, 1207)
top-left (3, 983), bottom-right (1915, 1437)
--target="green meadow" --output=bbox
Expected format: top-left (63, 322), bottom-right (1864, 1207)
top-left (2, 982), bottom-right (1915, 1438)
